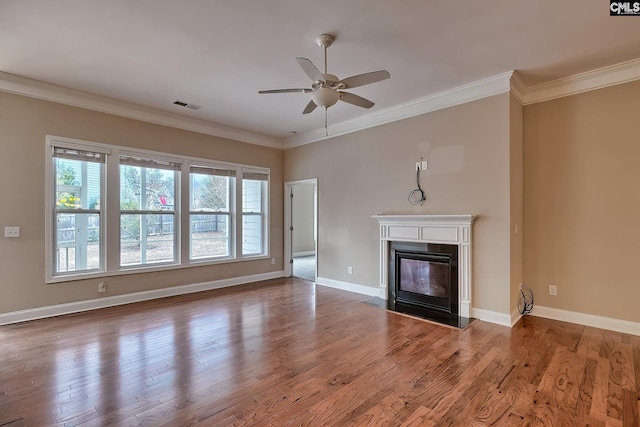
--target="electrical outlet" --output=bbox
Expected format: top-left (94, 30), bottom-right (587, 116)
top-left (548, 284), bottom-right (557, 296)
top-left (348, 266), bottom-right (353, 274)
top-left (98, 281), bottom-right (107, 293)
top-left (271, 258), bottom-right (275, 265)
top-left (4, 227), bottom-right (20, 238)
top-left (415, 162), bottom-right (421, 170)
top-left (421, 160), bottom-right (428, 170)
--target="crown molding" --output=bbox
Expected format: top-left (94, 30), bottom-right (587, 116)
top-left (284, 71), bottom-right (515, 149)
top-left (4, 56), bottom-right (640, 151)
top-left (0, 71), bottom-right (283, 149)
top-left (509, 71), bottom-right (527, 105)
top-left (521, 57), bottom-right (640, 105)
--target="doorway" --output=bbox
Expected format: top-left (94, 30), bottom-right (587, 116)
top-left (284, 179), bottom-right (317, 281)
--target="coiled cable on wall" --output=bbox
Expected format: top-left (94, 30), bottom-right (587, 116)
top-left (518, 286), bottom-right (534, 315)
top-left (408, 162), bottom-right (426, 206)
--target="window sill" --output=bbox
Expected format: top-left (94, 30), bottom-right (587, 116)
top-left (46, 254), bottom-right (271, 284)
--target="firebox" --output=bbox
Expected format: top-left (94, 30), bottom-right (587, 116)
top-left (388, 241), bottom-right (461, 324)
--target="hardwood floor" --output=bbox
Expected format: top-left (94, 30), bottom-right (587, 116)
top-left (0, 278), bottom-right (638, 426)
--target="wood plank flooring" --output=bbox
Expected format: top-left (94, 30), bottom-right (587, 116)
top-left (0, 278), bottom-right (638, 426)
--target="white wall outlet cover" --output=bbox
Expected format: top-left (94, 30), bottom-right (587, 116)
top-left (4, 227), bottom-right (20, 238)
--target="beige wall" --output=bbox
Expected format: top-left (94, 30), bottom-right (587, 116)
top-left (285, 94), bottom-right (515, 315)
top-left (0, 91), bottom-right (284, 314)
top-left (11, 75), bottom-right (636, 325)
top-left (510, 93), bottom-right (524, 314)
top-left (524, 80), bottom-right (640, 323)
top-left (292, 183), bottom-right (315, 255)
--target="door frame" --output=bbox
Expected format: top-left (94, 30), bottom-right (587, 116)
top-left (284, 178), bottom-right (318, 278)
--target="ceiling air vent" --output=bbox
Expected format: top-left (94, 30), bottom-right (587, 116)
top-left (173, 100), bottom-right (202, 110)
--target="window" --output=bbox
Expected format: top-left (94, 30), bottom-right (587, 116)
top-left (189, 166), bottom-right (235, 260)
top-left (242, 170), bottom-right (269, 256)
top-left (51, 145), bottom-right (105, 277)
top-left (46, 136), bottom-right (270, 283)
top-left (119, 156), bottom-right (180, 267)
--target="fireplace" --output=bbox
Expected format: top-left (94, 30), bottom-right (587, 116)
top-left (372, 214), bottom-right (476, 328)
top-left (389, 242), bottom-right (458, 318)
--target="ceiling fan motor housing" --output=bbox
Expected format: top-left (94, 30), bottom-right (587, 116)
top-left (312, 87), bottom-right (340, 108)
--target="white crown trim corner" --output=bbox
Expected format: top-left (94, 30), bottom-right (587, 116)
top-left (316, 277), bottom-right (380, 297)
top-left (0, 271), bottom-right (285, 326)
top-left (509, 71), bottom-right (527, 105)
top-left (532, 305), bottom-right (640, 337)
top-left (521, 57), bottom-right (640, 105)
top-left (0, 71), bottom-right (283, 149)
top-left (284, 71), bottom-right (515, 149)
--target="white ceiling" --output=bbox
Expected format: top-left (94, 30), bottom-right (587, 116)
top-left (1, 0), bottom-right (640, 147)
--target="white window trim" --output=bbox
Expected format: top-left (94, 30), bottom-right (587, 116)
top-left (241, 167), bottom-right (270, 259)
top-left (188, 164), bottom-right (237, 262)
top-left (45, 135), bottom-right (270, 284)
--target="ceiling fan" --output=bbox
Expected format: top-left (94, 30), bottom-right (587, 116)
top-left (258, 34), bottom-right (390, 135)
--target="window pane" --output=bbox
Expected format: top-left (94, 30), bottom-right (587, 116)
top-left (190, 214), bottom-right (231, 259)
top-left (120, 214), bottom-right (175, 266)
top-left (242, 214), bottom-right (262, 255)
top-left (242, 179), bottom-right (262, 213)
top-left (120, 164), bottom-right (176, 211)
top-left (55, 213), bottom-right (101, 272)
top-left (53, 155), bottom-right (102, 275)
top-left (242, 178), bottom-right (266, 255)
top-left (190, 173), bottom-right (230, 211)
top-left (55, 158), bottom-right (101, 210)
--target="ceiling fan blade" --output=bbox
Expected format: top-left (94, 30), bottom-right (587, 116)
top-left (339, 92), bottom-right (375, 109)
top-left (296, 57), bottom-right (325, 82)
top-left (258, 88), bottom-right (312, 94)
top-left (302, 100), bottom-right (317, 114)
top-left (340, 70), bottom-right (390, 89)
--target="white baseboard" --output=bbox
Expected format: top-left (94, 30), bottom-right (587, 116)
top-left (470, 307), bottom-right (513, 327)
top-left (293, 251), bottom-right (316, 258)
top-left (314, 278), bottom-right (515, 328)
top-left (511, 308), bottom-right (523, 327)
top-left (316, 277), bottom-right (379, 297)
top-left (531, 305), bottom-right (640, 336)
top-left (0, 271), bottom-right (285, 326)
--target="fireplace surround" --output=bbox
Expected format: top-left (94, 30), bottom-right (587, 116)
top-left (372, 214), bottom-right (476, 325)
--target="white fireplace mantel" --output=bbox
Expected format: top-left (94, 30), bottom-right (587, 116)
top-left (372, 214), bottom-right (476, 318)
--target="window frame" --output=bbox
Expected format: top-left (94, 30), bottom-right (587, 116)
top-left (241, 168), bottom-right (270, 258)
top-left (188, 164), bottom-right (236, 262)
top-left (118, 153), bottom-right (181, 269)
top-left (46, 137), bottom-right (110, 282)
top-left (45, 135), bottom-right (270, 284)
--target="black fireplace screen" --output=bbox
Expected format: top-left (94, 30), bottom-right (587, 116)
top-left (390, 242), bottom-right (458, 315)
top-left (398, 257), bottom-right (450, 298)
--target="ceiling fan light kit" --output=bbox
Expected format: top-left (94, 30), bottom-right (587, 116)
top-left (259, 33), bottom-right (390, 135)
